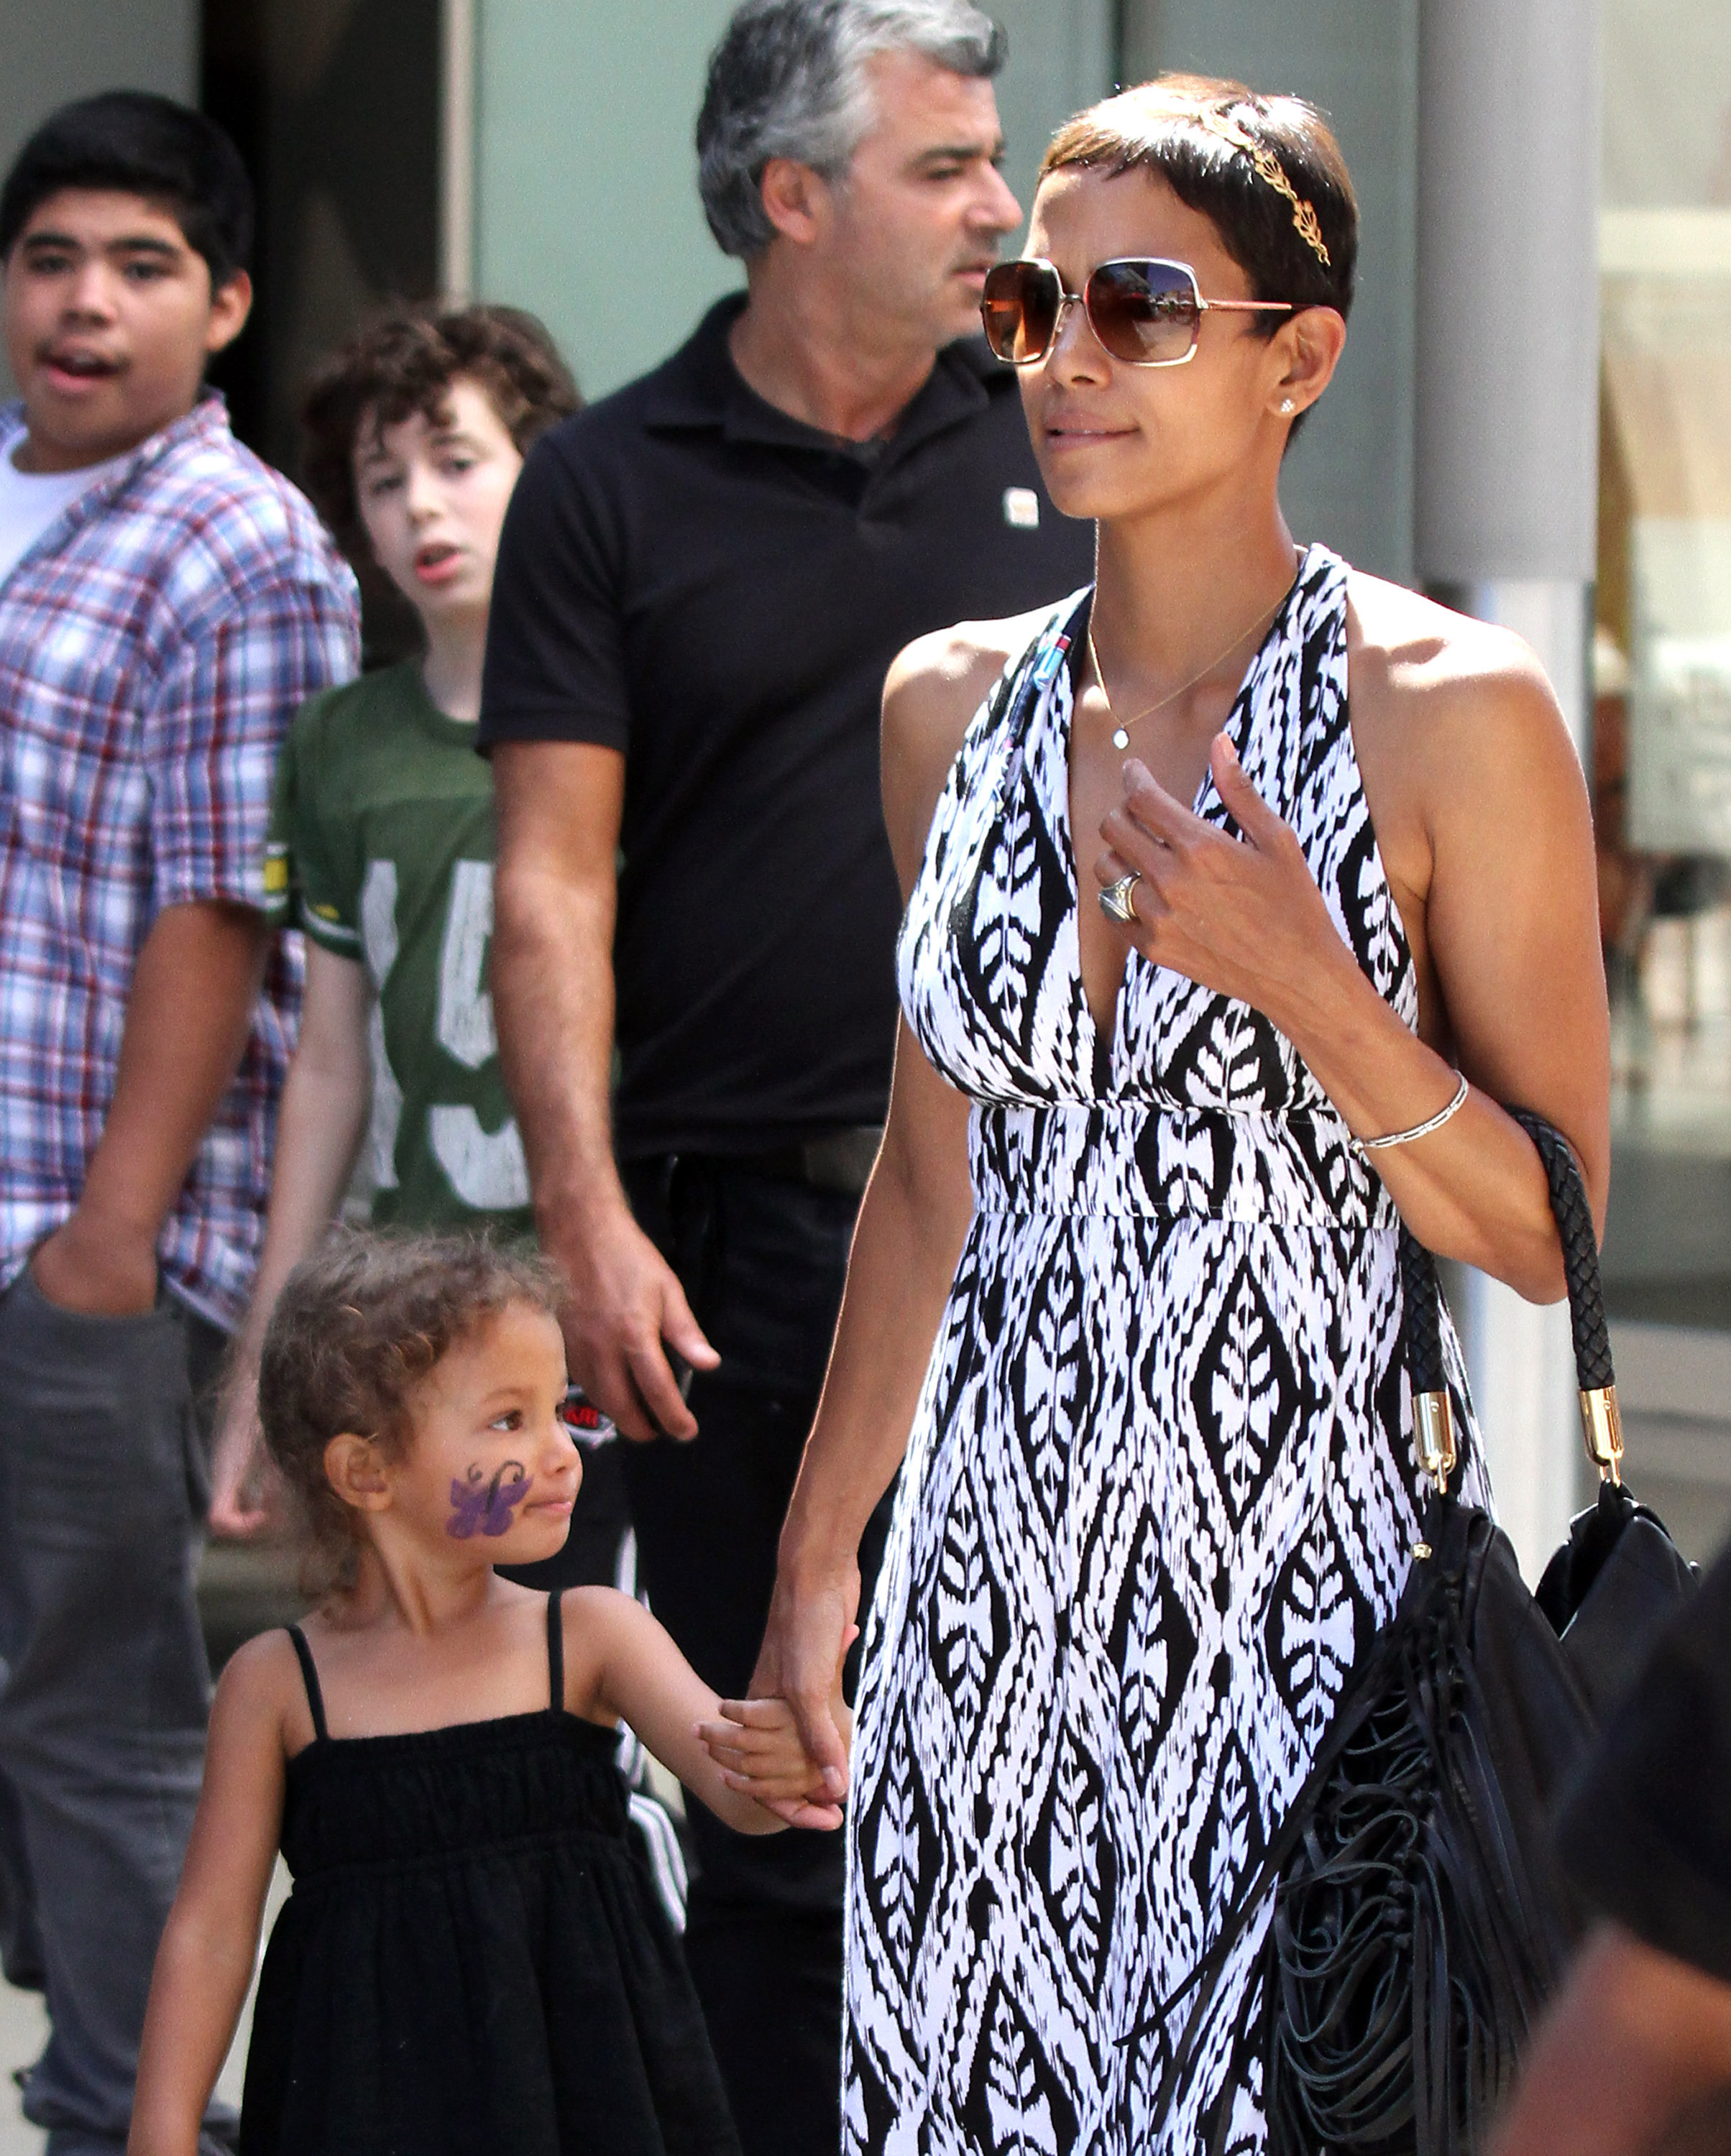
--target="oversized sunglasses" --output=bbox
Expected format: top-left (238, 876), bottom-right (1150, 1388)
top-left (981, 256), bottom-right (1295, 369)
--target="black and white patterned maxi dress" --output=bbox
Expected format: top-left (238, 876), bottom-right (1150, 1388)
top-left (842, 545), bottom-right (1487, 2155)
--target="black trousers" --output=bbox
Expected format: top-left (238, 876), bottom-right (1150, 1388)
top-left (617, 1156), bottom-right (894, 2156)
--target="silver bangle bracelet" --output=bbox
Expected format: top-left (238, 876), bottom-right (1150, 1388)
top-left (1354, 1070), bottom-right (1470, 1155)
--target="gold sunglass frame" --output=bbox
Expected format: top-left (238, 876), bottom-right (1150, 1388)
top-left (983, 255), bottom-right (1295, 370)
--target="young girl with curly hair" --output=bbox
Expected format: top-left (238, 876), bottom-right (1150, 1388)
top-left (130, 1231), bottom-right (845, 2155)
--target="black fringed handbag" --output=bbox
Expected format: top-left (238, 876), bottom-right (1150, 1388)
top-left (1139, 1111), bottom-right (1696, 2156)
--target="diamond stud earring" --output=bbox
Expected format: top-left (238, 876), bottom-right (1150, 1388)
top-left (1280, 398), bottom-right (1295, 413)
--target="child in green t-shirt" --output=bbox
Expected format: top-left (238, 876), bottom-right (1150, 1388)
top-left (211, 305), bottom-right (579, 1534)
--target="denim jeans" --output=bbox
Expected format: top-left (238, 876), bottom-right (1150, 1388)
top-left (0, 1269), bottom-right (237, 2155)
top-left (617, 1156), bottom-right (895, 2156)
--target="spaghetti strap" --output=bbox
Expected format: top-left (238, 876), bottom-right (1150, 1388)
top-left (546, 1588), bottom-right (565, 1713)
top-left (287, 1624), bottom-right (329, 1743)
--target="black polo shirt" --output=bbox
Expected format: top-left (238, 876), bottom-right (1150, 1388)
top-left (479, 293), bottom-right (1094, 1161)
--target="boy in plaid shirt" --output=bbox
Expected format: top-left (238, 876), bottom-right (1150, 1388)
top-left (0, 93), bottom-right (357, 2152)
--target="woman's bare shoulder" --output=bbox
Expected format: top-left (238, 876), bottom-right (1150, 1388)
top-left (885, 606), bottom-right (1052, 708)
top-left (1341, 569), bottom-right (1596, 946)
top-left (1345, 569), bottom-right (1581, 794)
top-left (1346, 571), bottom-right (1559, 725)
top-left (881, 605), bottom-right (1056, 883)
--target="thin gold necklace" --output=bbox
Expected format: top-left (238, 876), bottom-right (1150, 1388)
top-left (1087, 561), bottom-right (1298, 752)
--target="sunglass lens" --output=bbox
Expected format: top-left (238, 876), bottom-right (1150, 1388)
top-left (981, 261), bottom-right (1060, 364)
top-left (1087, 261), bottom-right (1200, 364)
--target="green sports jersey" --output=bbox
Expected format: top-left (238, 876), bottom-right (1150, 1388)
top-left (265, 661), bottom-right (532, 1235)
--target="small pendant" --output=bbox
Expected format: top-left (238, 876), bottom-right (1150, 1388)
top-left (1111, 727), bottom-right (1129, 751)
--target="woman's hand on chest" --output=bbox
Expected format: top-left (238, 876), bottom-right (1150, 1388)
top-left (1091, 729), bottom-right (1367, 1044)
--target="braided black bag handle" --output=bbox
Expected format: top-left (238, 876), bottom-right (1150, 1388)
top-left (1508, 1107), bottom-right (1614, 1391)
top-left (1401, 1107), bottom-right (1612, 1401)
top-left (1398, 1229), bottom-right (1447, 1398)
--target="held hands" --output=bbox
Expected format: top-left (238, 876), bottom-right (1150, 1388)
top-left (1095, 737), bottom-right (1354, 1023)
top-left (703, 1616), bottom-right (862, 1830)
top-left (695, 1679), bottom-right (855, 1831)
top-left (747, 1554), bottom-right (861, 1817)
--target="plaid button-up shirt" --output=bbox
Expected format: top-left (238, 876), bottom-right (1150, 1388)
top-left (0, 395), bottom-right (359, 1327)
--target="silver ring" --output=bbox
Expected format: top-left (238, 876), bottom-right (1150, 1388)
top-left (1098, 871), bottom-right (1142, 926)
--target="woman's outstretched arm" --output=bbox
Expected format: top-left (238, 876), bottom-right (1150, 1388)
top-left (128, 1636), bottom-right (295, 2156)
top-left (749, 1019), bottom-right (975, 1792)
top-left (746, 619), bottom-right (1011, 1789)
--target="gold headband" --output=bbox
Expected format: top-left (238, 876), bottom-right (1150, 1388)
top-left (1198, 108), bottom-right (1331, 270)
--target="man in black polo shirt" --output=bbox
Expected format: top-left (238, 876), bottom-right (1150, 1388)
top-left (481, 3), bottom-right (1091, 2147)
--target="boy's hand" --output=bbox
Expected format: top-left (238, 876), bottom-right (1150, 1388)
top-left (208, 1386), bottom-right (287, 1540)
top-left (695, 1697), bottom-right (848, 1830)
top-left (32, 1207), bottom-right (158, 1317)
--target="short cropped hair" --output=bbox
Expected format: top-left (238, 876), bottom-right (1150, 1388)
top-left (258, 1230), bottom-right (564, 1592)
top-left (1042, 76), bottom-right (1356, 436)
top-left (299, 304), bottom-right (579, 558)
top-left (0, 91), bottom-right (254, 286)
top-left (697, 0), bottom-right (1006, 259)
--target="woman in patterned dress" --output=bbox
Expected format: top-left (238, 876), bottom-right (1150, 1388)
top-left (750, 78), bottom-right (1611, 2153)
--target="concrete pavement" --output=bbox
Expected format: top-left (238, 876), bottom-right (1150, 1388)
top-left (0, 1861), bottom-right (290, 2152)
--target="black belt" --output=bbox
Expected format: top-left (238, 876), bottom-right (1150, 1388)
top-left (758, 1125), bottom-right (883, 1196)
top-left (664, 1126), bottom-right (884, 1199)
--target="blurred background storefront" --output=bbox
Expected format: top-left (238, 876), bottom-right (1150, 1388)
top-left (1590, 0), bottom-right (1731, 1555)
top-left (3, 0), bottom-right (1729, 1578)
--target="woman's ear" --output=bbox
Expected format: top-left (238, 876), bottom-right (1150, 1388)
top-left (323, 1432), bottom-right (393, 1514)
top-left (1268, 305), bottom-right (1348, 423)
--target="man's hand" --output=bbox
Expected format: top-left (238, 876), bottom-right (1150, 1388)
top-left (547, 1197), bottom-right (717, 1442)
top-left (30, 1206), bottom-right (158, 1317)
top-left (489, 743), bottom-right (720, 1440)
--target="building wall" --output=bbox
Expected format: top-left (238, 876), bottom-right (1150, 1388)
top-left (1121, 0), bottom-right (1419, 584)
top-left (472, 0), bottom-right (1113, 402)
top-left (0, 0), bottom-right (198, 400)
top-left (0, 0), bottom-right (196, 181)
top-left (990, 0), bottom-right (1115, 224)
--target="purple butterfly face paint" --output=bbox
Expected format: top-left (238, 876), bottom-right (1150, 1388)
top-left (446, 1460), bottom-right (531, 1540)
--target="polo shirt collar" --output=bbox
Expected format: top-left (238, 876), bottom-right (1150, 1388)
top-left (643, 293), bottom-right (997, 464)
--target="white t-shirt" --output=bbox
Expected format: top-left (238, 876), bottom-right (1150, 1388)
top-left (0, 445), bottom-right (131, 586)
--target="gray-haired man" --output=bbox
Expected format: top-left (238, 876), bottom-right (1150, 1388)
top-left (481, 4), bottom-right (1092, 2145)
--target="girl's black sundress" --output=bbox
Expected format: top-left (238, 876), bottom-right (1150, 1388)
top-left (239, 1590), bottom-right (740, 2156)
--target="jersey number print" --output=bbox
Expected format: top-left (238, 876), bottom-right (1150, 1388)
top-left (359, 857), bottom-right (531, 1210)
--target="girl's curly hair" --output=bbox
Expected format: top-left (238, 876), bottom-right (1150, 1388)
top-left (299, 303), bottom-right (579, 558)
top-left (258, 1230), bottom-right (564, 1595)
